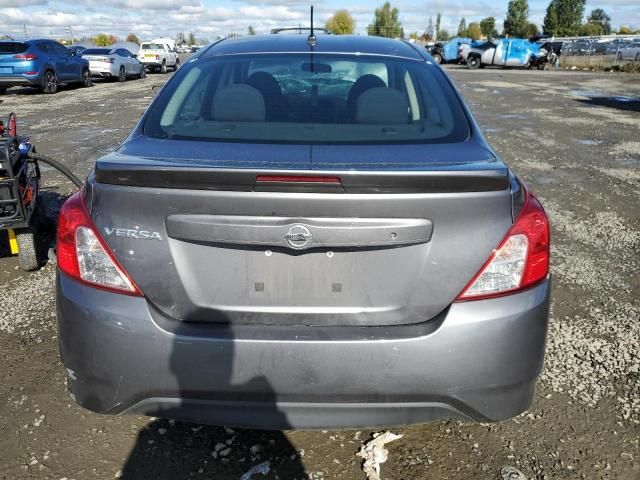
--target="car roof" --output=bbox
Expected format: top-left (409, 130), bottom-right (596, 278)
top-left (202, 35), bottom-right (424, 61)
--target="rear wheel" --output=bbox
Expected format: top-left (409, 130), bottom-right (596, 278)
top-left (118, 66), bottom-right (126, 82)
top-left (432, 53), bottom-right (443, 64)
top-left (467, 56), bottom-right (481, 69)
top-left (16, 229), bottom-right (39, 271)
top-left (41, 70), bottom-right (57, 94)
top-left (160, 60), bottom-right (167, 74)
top-left (616, 52), bottom-right (623, 61)
top-left (174, 58), bottom-right (180, 71)
top-left (138, 66), bottom-right (146, 79)
top-left (81, 68), bottom-right (91, 87)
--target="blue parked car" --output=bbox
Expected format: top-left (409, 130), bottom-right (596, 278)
top-left (0, 39), bottom-right (91, 94)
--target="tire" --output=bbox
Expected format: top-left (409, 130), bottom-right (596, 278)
top-left (138, 66), bottom-right (146, 79)
top-left (467, 56), bottom-right (481, 69)
top-left (0, 87), bottom-right (6, 95)
top-left (16, 229), bottom-right (39, 271)
top-left (118, 66), bottom-right (126, 82)
top-left (432, 53), bottom-right (443, 64)
top-left (616, 52), bottom-right (623, 61)
top-left (41, 70), bottom-right (57, 94)
top-left (81, 68), bottom-right (91, 87)
top-left (173, 58), bottom-right (180, 71)
top-left (160, 60), bottom-right (167, 74)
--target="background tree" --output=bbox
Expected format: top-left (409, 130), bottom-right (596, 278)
top-left (504, 0), bottom-right (529, 37)
top-left (106, 34), bottom-right (118, 45)
top-left (586, 8), bottom-right (611, 35)
top-left (525, 22), bottom-right (539, 37)
top-left (93, 33), bottom-right (109, 46)
top-left (367, 2), bottom-right (403, 38)
top-left (426, 16), bottom-right (434, 41)
top-left (544, 0), bottom-right (585, 36)
top-left (435, 12), bottom-right (441, 40)
top-left (248, 25), bottom-right (256, 35)
top-left (326, 9), bottom-right (355, 34)
top-left (618, 26), bottom-right (633, 35)
top-left (480, 17), bottom-right (497, 38)
top-left (543, 1), bottom-right (559, 35)
top-left (439, 29), bottom-right (450, 41)
top-left (467, 22), bottom-right (482, 40)
top-left (188, 32), bottom-right (196, 45)
top-left (125, 33), bottom-right (140, 45)
top-left (457, 18), bottom-right (467, 37)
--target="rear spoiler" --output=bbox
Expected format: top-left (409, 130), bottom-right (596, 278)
top-left (95, 163), bottom-right (509, 194)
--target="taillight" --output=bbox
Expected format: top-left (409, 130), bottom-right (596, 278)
top-left (13, 53), bottom-right (37, 60)
top-left (455, 187), bottom-right (549, 301)
top-left (256, 175), bottom-right (342, 184)
top-left (57, 192), bottom-right (142, 296)
top-left (155, 54), bottom-right (160, 60)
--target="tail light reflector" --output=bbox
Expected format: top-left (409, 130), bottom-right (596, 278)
top-left (455, 188), bottom-right (549, 301)
top-left (57, 192), bottom-right (142, 296)
top-left (14, 53), bottom-right (37, 60)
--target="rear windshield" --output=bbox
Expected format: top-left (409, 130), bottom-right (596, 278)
top-left (82, 48), bottom-right (112, 55)
top-left (141, 43), bottom-right (164, 50)
top-left (144, 53), bottom-right (470, 144)
top-left (0, 42), bottom-right (28, 54)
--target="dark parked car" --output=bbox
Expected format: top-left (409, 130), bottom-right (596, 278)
top-left (68, 45), bottom-right (86, 56)
top-left (56, 34), bottom-right (550, 429)
top-left (0, 39), bottom-right (91, 94)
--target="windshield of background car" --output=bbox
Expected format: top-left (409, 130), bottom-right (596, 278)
top-left (141, 43), bottom-right (164, 50)
top-left (144, 53), bottom-right (470, 144)
top-left (0, 42), bottom-right (28, 54)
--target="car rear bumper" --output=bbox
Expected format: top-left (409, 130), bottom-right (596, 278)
top-left (89, 64), bottom-right (118, 77)
top-left (56, 272), bottom-right (550, 429)
top-left (0, 75), bottom-right (40, 87)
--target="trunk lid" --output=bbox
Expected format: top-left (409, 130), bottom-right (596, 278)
top-left (90, 137), bottom-right (513, 327)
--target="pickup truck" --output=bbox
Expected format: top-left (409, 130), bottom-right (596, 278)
top-left (138, 41), bottom-right (179, 73)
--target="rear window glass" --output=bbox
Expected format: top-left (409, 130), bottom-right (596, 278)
top-left (141, 43), bottom-right (164, 50)
top-left (144, 53), bottom-right (470, 145)
top-left (82, 49), bottom-right (112, 55)
top-left (0, 42), bottom-right (28, 54)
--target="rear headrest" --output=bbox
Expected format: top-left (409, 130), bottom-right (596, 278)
top-left (213, 84), bottom-right (265, 122)
top-left (356, 87), bottom-right (409, 125)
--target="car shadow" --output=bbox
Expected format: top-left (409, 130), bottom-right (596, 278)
top-left (575, 95), bottom-right (640, 113)
top-left (120, 321), bottom-right (307, 479)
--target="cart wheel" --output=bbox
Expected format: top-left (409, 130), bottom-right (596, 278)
top-left (16, 229), bottom-right (39, 271)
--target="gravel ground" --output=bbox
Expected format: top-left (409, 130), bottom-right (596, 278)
top-left (0, 66), bottom-right (638, 480)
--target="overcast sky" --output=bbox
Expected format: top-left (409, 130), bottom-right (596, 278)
top-left (6, 0), bottom-right (640, 42)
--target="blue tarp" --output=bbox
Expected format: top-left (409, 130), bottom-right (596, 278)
top-left (442, 37), bottom-right (472, 61)
top-left (499, 38), bottom-right (541, 65)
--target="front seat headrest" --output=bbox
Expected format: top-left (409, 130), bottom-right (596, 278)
top-left (213, 84), bottom-right (265, 122)
top-left (356, 87), bottom-right (409, 125)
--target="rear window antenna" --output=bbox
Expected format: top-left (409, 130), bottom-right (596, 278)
top-left (307, 5), bottom-right (317, 47)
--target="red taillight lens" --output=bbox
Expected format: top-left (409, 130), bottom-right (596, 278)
top-left (13, 53), bottom-right (37, 60)
top-left (57, 192), bottom-right (142, 296)
top-left (455, 187), bottom-right (550, 301)
top-left (256, 175), bottom-right (342, 184)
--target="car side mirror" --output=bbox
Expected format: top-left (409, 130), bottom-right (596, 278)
top-left (132, 54), bottom-right (137, 58)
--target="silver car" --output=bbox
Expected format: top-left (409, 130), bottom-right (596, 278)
top-left (56, 34), bottom-right (550, 429)
top-left (81, 48), bottom-right (145, 81)
top-left (617, 41), bottom-right (640, 61)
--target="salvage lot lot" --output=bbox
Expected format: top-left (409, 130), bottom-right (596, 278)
top-left (0, 68), bottom-right (638, 479)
